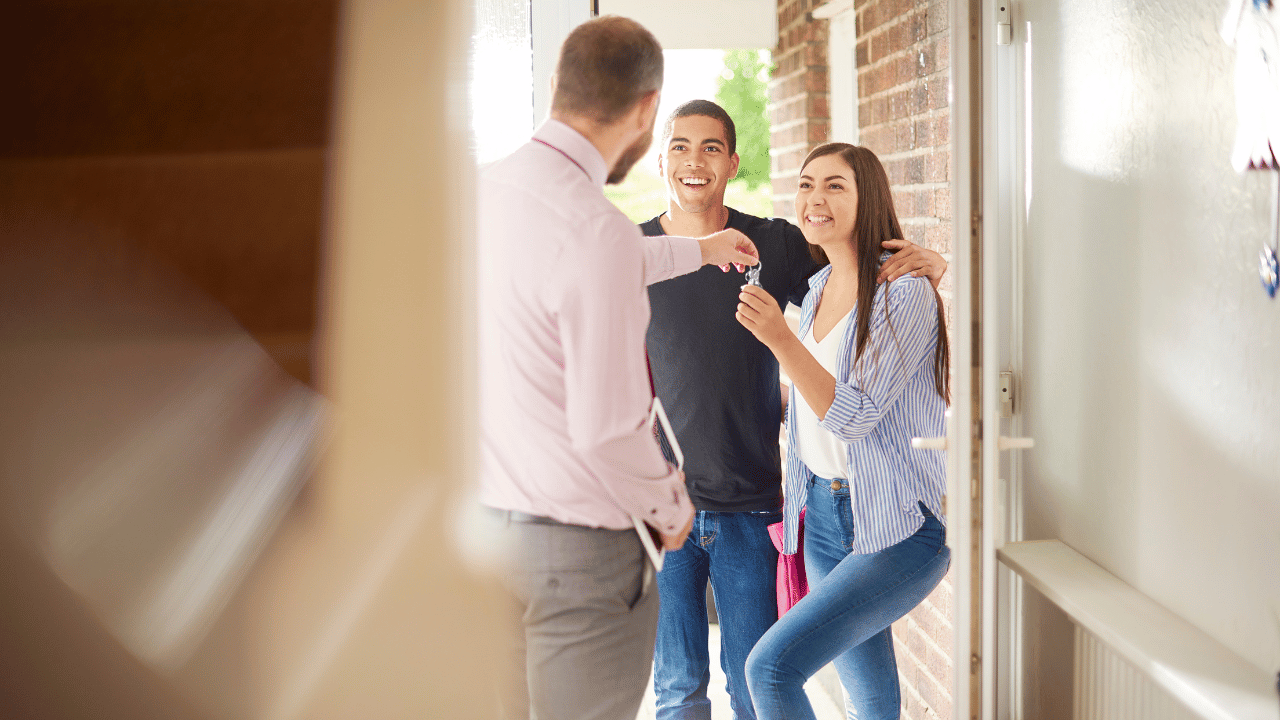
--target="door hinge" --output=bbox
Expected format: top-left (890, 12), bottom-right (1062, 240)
top-left (996, 2), bottom-right (1012, 45)
top-left (999, 370), bottom-right (1016, 418)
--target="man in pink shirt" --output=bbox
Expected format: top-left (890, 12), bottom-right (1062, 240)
top-left (477, 16), bottom-right (760, 720)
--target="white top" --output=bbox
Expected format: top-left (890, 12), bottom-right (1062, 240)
top-left (780, 267), bottom-right (946, 555)
top-left (477, 119), bottom-right (701, 531)
top-left (794, 308), bottom-right (853, 480)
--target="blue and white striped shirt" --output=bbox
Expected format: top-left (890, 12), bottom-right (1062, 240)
top-left (780, 261), bottom-right (947, 555)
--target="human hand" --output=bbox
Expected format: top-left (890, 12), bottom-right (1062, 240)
top-left (878, 239), bottom-right (947, 289)
top-left (659, 493), bottom-right (694, 551)
top-left (736, 285), bottom-right (791, 349)
top-left (699, 228), bottom-right (759, 273)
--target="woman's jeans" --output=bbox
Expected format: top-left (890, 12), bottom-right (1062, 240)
top-left (744, 476), bottom-right (951, 720)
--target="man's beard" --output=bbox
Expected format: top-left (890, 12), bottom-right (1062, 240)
top-left (606, 130), bottom-right (652, 185)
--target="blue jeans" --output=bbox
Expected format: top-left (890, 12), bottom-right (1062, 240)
top-left (744, 477), bottom-right (951, 720)
top-left (654, 508), bottom-right (782, 720)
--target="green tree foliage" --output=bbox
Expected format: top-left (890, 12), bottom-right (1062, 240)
top-left (716, 49), bottom-right (771, 191)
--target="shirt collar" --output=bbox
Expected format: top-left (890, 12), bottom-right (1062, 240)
top-left (808, 264), bottom-right (833, 290)
top-left (532, 118), bottom-right (609, 187)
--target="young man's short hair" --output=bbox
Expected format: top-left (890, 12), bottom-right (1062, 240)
top-left (551, 16), bottom-right (664, 125)
top-left (661, 100), bottom-right (737, 155)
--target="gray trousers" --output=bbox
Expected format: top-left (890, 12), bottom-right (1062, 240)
top-left (495, 514), bottom-right (658, 720)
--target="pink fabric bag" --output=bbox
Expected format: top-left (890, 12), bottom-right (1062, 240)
top-left (767, 508), bottom-right (807, 618)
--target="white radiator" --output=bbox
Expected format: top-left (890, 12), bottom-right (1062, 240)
top-left (1000, 540), bottom-right (1278, 720)
top-left (1073, 626), bottom-right (1199, 720)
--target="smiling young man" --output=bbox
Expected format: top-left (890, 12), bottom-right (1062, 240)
top-left (641, 100), bottom-right (946, 720)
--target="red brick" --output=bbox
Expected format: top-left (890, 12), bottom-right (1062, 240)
top-left (926, 642), bottom-right (951, 680)
top-left (872, 96), bottom-right (890, 124)
top-left (884, 157), bottom-right (904, 184)
top-left (864, 126), bottom-right (888, 155)
top-left (933, 114), bottom-right (950, 146)
top-left (927, 0), bottom-right (949, 34)
top-left (916, 671), bottom-right (945, 715)
top-left (870, 31), bottom-right (888, 63)
top-left (906, 155), bottom-right (925, 183)
top-left (928, 76), bottom-right (948, 109)
top-left (931, 692), bottom-right (953, 720)
top-left (925, 223), bottom-right (950, 250)
top-left (917, 43), bottom-right (935, 77)
top-left (896, 120), bottom-right (916, 152)
top-left (861, 0), bottom-right (881, 31)
top-left (913, 118), bottom-right (933, 147)
top-left (891, 54), bottom-right (910, 85)
top-left (907, 627), bottom-right (926, 659)
top-left (934, 187), bottom-right (951, 220)
top-left (864, 64), bottom-right (882, 94)
top-left (806, 68), bottom-right (829, 93)
top-left (909, 9), bottom-right (928, 42)
top-left (925, 149), bottom-right (949, 182)
top-left (892, 187), bottom-right (910, 211)
top-left (881, 64), bottom-right (899, 94)
top-left (911, 600), bottom-right (939, 635)
top-left (907, 84), bottom-right (928, 114)
top-left (807, 94), bottom-right (830, 119)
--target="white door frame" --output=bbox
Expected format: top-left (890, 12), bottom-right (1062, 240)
top-left (947, 0), bottom-right (985, 715)
top-left (953, 1), bottom-right (1034, 718)
top-left (531, 0), bottom-right (596, 124)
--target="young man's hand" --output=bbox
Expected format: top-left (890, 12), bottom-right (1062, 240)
top-left (878, 238), bottom-right (947, 289)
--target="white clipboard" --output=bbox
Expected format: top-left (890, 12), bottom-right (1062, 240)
top-left (632, 396), bottom-right (683, 573)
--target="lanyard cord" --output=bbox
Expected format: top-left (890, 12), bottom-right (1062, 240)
top-left (532, 138), bottom-right (592, 181)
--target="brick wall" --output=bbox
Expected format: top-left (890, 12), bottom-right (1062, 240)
top-left (857, 0), bottom-right (953, 300)
top-left (769, 1), bottom-right (955, 719)
top-left (769, 0), bottom-right (830, 218)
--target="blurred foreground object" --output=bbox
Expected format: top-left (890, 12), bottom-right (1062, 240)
top-left (0, 228), bottom-right (324, 670)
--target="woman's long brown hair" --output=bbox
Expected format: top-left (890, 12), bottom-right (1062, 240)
top-left (800, 143), bottom-right (950, 403)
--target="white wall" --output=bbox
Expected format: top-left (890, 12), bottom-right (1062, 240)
top-left (598, 0), bottom-right (777, 50)
top-left (1017, 0), bottom-right (1280, 682)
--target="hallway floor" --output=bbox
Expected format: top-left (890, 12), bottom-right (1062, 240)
top-left (634, 624), bottom-right (845, 719)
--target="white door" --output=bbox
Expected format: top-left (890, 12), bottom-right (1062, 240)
top-left (944, 1), bottom-right (1033, 718)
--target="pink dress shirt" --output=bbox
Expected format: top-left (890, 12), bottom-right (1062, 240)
top-left (477, 119), bottom-right (700, 533)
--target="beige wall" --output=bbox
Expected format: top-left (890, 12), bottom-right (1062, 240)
top-left (0, 1), bottom-right (502, 717)
top-left (0, 0), bottom-right (336, 383)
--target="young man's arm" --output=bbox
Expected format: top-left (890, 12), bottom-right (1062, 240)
top-left (878, 239), bottom-right (948, 289)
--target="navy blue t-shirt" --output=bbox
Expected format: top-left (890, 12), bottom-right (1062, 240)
top-left (642, 207), bottom-right (821, 512)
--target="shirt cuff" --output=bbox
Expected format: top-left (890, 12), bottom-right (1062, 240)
top-left (820, 383), bottom-right (862, 438)
top-left (639, 465), bottom-right (693, 535)
top-left (669, 236), bottom-right (702, 277)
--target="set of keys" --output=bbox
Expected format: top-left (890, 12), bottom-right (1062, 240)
top-left (744, 261), bottom-right (762, 287)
